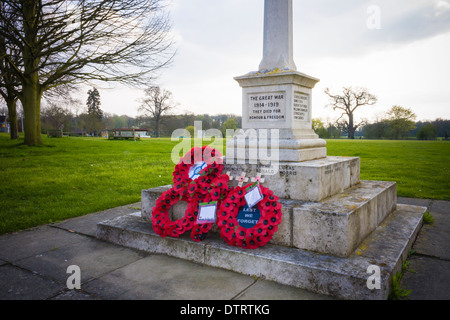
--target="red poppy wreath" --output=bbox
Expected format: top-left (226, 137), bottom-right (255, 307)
top-left (172, 145), bottom-right (224, 197)
top-left (151, 187), bottom-right (196, 238)
top-left (216, 184), bottom-right (282, 249)
top-left (152, 146), bottom-right (229, 242)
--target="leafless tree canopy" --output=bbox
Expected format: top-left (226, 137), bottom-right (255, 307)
top-left (0, 0), bottom-right (175, 145)
top-left (139, 86), bottom-right (176, 137)
top-left (1, 0), bottom-right (175, 91)
top-left (325, 86), bottom-right (377, 139)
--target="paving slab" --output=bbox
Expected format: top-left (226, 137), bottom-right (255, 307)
top-left (0, 264), bottom-right (65, 300)
top-left (54, 202), bottom-right (141, 237)
top-left (0, 225), bottom-right (86, 262)
top-left (412, 211), bottom-right (450, 260)
top-left (400, 255), bottom-right (450, 300)
top-left (235, 279), bottom-right (335, 300)
top-left (397, 197), bottom-right (432, 208)
top-left (50, 289), bottom-right (101, 300)
top-left (429, 200), bottom-right (450, 214)
top-left (14, 235), bottom-right (148, 284)
top-left (83, 254), bottom-right (257, 300)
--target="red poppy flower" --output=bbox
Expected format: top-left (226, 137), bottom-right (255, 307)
top-left (208, 187), bottom-right (221, 201)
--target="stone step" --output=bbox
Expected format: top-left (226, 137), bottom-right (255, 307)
top-left (96, 203), bottom-right (426, 300)
top-left (141, 180), bottom-right (397, 257)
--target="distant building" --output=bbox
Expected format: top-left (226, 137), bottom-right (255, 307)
top-left (0, 116), bottom-right (10, 133)
top-left (107, 128), bottom-right (151, 140)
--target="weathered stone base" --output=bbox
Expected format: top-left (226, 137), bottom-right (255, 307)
top-left (141, 180), bottom-right (396, 257)
top-left (223, 156), bottom-right (360, 201)
top-left (96, 203), bottom-right (425, 300)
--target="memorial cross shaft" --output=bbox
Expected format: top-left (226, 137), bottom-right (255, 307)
top-left (229, 0), bottom-right (327, 164)
top-left (259, 0), bottom-right (297, 72)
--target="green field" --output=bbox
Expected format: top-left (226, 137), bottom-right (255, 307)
top-left (0, 134), bottom-right (449, 234)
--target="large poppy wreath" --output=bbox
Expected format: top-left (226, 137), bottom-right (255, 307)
top-left (152, 146), bottom-right (229, 242)
top-left (172, 145), bottom-right (224, 197)
top-left (215, 184), bottom-right (282, 249)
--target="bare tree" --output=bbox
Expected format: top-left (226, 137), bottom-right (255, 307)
top-left (41, 102), bottom-right (73, 132)
top-left (138, 86), bottom-right (176, 137)
top-left (0, 0), bottom-right (175, 146)
top-left (325, 87), bottom-right (377, 139)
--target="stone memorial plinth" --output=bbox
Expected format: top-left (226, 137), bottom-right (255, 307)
top-left (99, 183), bottom-right (425, 300)
top-left (96, 0), bottom-right (428, 300)
top-left (140, 179), bottom-right (397, 257)
top-left (229, 71), bottom-right (327, 163)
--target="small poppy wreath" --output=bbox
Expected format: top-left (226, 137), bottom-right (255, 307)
top-left (152, 185), bottom-right (229, 242)
top-left (151, 188), bottom-right (208, 242)
top-left (151, 188), bottom-right (197, 238)
top-left (216, 184), bottom-right (282, 249)
top-left (172, 146), bottom-right (224, 196)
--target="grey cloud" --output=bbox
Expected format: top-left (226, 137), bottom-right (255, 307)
top-left (293, 0), bottom-right (450, 57)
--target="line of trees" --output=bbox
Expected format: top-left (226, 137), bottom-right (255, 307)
top-left (317, 86), bottom-right (449, 140)
top-left (1, 84), bottom-right (243, 138)
top-left (363, 118), bottom-right (449, 140)
top-left (313, 115), bottom-right (449, 140)
top-left (39, 107), bottom-right (242, 138)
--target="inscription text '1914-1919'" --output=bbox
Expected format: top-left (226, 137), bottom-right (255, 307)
top-left (248, 93), bottom-right (286, 122)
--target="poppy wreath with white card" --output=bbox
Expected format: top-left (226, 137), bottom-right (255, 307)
top-left (215, 183), bottom-right (282, 249)
top-left (152, 146), bottom-right (229, 242)
top-left (151, 187), bottom-right (212, 242)
top-left (172, 146), bottom-right (224, 198)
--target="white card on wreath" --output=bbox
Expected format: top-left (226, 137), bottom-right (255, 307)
top-left (196, 202), bottom-right (217, 224)
top-left (244, 183), bottom-right (263, 208)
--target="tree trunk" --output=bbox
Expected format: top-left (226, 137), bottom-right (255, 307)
top-left (348, 113), bottom-right (355, 139)
top-left (21, 79), bottom-right (42, 146)
top-left (6, 97), bottom-right (19, 140)
top-left (21, 0), bottom-right (42, 146)
top-left (155, 116), bottom-right (160, 138)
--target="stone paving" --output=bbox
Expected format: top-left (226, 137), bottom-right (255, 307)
top-left (0, 198), bottom-right (448, 300)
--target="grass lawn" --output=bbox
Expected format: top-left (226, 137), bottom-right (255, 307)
top-left (326, 139), bottom-right (450, 201)
top-left (0, 133), bottom-right (449, 234)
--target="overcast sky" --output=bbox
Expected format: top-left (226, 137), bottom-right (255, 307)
top-left (98, 0), bottom-right (450, 123)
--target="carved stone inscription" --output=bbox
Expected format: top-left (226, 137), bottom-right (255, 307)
top-left (248, 92), bottom-right (286, 122)
top-left (293, 93), bottom-right (309, 122)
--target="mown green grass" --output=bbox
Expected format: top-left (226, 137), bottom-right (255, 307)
top-left (326, 139), bottom-right (450, 200)
top-left (0, 134), bottom-right (179, 234)
top-left (0, 134), bottom-right (449, 234)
